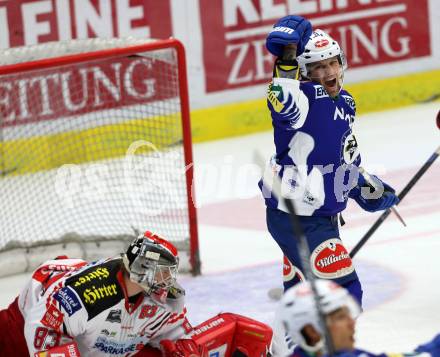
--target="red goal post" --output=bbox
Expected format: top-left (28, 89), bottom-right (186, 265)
top-left (0, 37), bottom-right (200, 276)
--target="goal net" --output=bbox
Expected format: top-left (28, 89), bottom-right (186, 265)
top-left (0, 37), bottom-right (200, 276)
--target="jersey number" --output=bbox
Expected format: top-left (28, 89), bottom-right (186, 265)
top-left (34, 327), bottom-right (61, 350)
top-left (139, 305), bottom-right (158, 319)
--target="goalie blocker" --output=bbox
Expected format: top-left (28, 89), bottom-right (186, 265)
top-left (160, 312), bottom-right (273, 357)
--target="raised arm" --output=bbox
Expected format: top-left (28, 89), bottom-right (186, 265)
top-left (266, 15), bottom-right (313, 130)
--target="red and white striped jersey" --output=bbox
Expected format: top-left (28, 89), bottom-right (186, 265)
top-left (18, 256), bottom-right (190, 356)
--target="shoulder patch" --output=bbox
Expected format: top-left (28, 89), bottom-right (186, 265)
top-left (314, 85), bottom-right (329, 99)
top-left (41, 303), bottom-right (64, 330)
top-left (267, 82), bottom-right (284, 113)
top-left (53, 286), bottom-right (82, 316)
top-left (341, 94), bottom-right (356, 111)
top-left (105, 309), bottom-right (122, 323)
top-left (65, 259), bottom-right (124, 320)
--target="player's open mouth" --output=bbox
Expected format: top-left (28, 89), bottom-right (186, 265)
top-left (325, 78), bottom-right (337, 87)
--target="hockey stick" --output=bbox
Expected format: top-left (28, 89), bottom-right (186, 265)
top-left (350, 143), bottom-right (440, 258)
top-left (255, 152), bottom-right (335, 356)
top-left (358, 167), bottom-right (406, 227)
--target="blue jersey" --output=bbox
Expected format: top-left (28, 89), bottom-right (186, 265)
top-left (292, 348), bottom-right (385, 357)
top-left (259, 77), bottom-right (361, 216)
top-left (292, 346), bottom-right (432, 357)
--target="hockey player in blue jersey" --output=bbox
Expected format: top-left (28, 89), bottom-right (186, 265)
top-left (259, 16), bottom-right (399, 305)
top-left (276, 280), bottom-right (440, 357)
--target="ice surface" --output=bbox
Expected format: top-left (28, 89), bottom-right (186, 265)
top-left (1, 102), bottom-right (439, 353)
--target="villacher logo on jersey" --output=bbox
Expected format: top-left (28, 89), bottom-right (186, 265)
top-left (283, 256), bottom-right (305, 283)
top-left (311, 239), bottom-right (354, 279)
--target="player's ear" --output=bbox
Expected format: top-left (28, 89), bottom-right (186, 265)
top-left (301, 324), bottom-right (322, 347)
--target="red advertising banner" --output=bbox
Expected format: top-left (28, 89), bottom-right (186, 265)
top-left (0, 0), bottom-right (172, 48)
top-left (0, 56), bottom-right (178, 127)
top-left (200, 0), bottom-right (431, 93)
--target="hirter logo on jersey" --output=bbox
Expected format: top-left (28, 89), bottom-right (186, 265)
top-left (310, 239), bottom-right (354, 279)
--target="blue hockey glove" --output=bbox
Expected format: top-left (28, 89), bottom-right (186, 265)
top-left (266, 15), bottom-right (312, 57)
top-left (348, 171), bottom-right (399, 212)
top-left (415, 333), bottom-right (440, 357)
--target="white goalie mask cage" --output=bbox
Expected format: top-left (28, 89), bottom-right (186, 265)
top-left (297, 29), bottom-right (347, 87)
top-left (277, 280), bottom-right (360, 353)
top-left (123, 231), bottom-right (179, 294)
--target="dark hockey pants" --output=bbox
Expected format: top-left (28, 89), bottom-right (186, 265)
top-left (266, 207), bottom-right (363, 306)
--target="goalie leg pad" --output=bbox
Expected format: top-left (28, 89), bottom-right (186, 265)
top-left (191, 313), bottom-right (272, 357)
top-left (229, 313), bottom-right (273, 357)
top-left (191, 313), bottom-right (236, 356)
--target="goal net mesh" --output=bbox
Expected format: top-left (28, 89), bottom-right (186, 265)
top-left (0, 38), bottom-right (199, 276)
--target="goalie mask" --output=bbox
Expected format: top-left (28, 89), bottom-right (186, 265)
top-left (277, 280), bottom-right (360, 353)
top-left (123, 231), bottom-right (179, 296)
top-left (297, 29), bottom-right (347, 97)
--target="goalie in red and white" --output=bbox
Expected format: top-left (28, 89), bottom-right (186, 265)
top-left (0, 230), bottom-right (272, 357)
